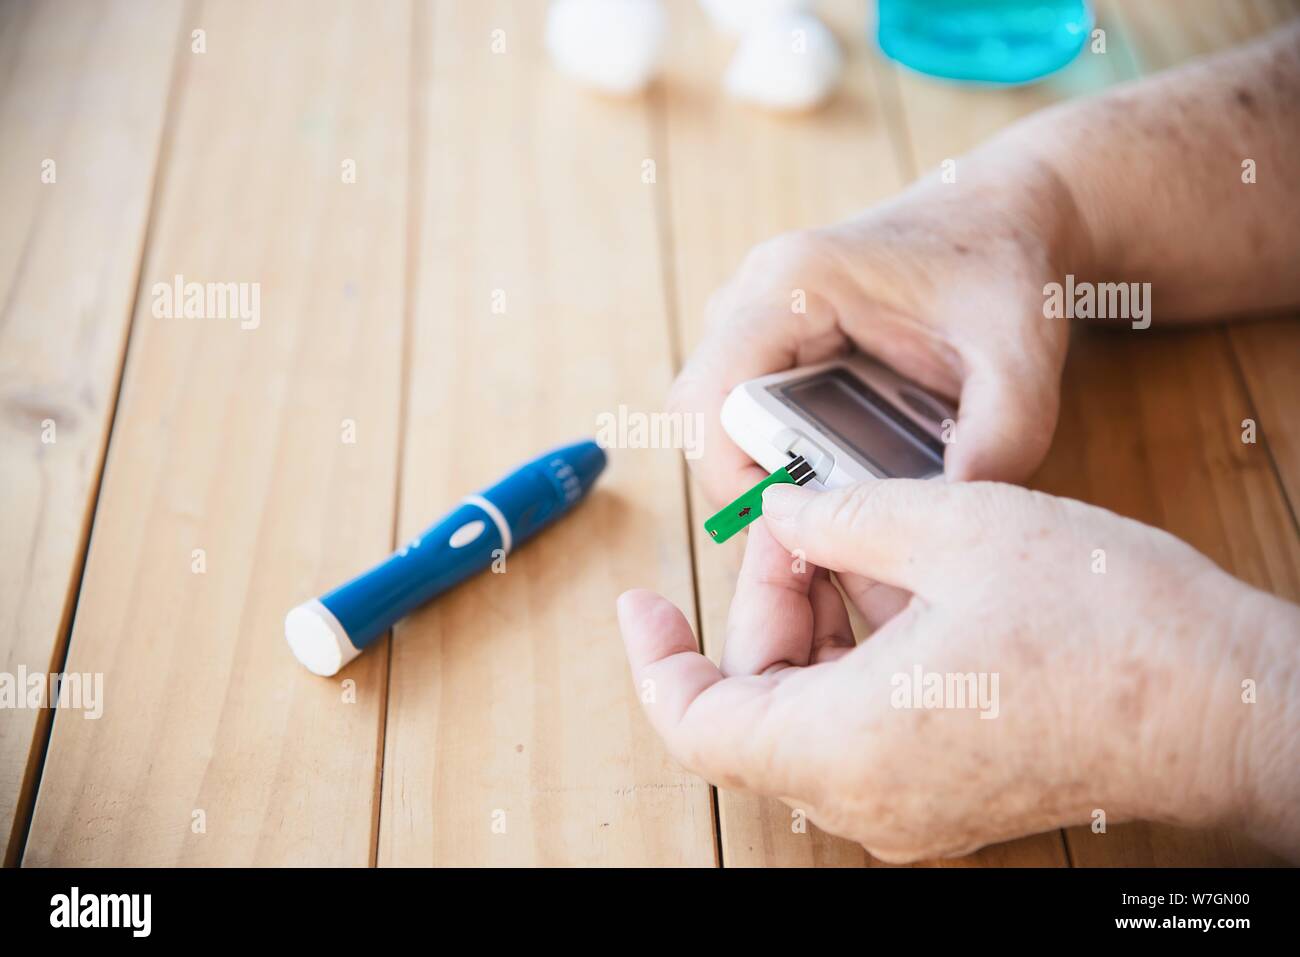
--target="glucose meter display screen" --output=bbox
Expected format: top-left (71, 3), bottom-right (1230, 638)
top-left (776, 370), bottom-right (945, 478)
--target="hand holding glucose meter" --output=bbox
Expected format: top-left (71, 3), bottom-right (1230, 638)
top-left (704, 353), bottom-right (954, 541)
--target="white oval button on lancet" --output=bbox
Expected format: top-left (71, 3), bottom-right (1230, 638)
top-left (448, 520), bottom-right (487, 548)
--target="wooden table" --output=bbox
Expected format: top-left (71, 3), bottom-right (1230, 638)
top-left (3, 0), bottom-right (1297, 867)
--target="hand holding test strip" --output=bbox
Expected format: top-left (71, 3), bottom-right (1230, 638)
top-left (703, 353), bottom-right (954, 543)
top-left (627, 28), bottom-right (1300, 861)
top-left (704, 454), bottom-right (814, 543)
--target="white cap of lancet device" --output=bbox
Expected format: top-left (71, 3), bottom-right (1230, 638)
top-left (284, 600), bottom-right (361, 677)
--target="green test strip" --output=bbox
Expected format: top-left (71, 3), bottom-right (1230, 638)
top-left (704, 455), bottom-right (815, 544)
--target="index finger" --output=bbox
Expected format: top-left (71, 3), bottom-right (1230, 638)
top-left (672, 287), bottom-right (847, 506)
top-left (721, 520), bottom-right (853, 676)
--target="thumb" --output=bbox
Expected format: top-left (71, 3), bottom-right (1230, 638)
top-left (761, 480), bottom-right (995, 596)
top-left (943, 364), bottom-right (1059, 483)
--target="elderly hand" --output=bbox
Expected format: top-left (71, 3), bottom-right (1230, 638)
top-left (617, 480), bottom-right (1300, 861)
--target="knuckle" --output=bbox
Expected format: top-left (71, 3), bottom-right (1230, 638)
top-left (1002, 378), bottom-right (1060, 450)
top-left (826, 482), bottom-right (887, 534)
top-left (675, 742), bottom-right (709, 781)
top-left (952, 481), bottom-right (1042, 532)
top-left (664, 725), bottom-right (711, 782)
top-left (825, 479), bottom-right (924, 535)
top-left (678, 737), bottom-right (745, 793)
top-left (702, 287), bottom-right (731, 329)
top-left (665, 371), bottom-right (695, 416)
top-left (740, 229), bottom-right (827, 281)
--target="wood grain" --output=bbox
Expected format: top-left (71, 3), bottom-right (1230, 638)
top-left (0, 0), bottom-right (182, 866)
top-left (23, 0), bottom-right (410, 865)
top-left (1231, 320), bottom-right (1300, 512)
top-left (375, 0), bottom-right (715, 866)
top-left (11, 0), bottom-right (1295, 869)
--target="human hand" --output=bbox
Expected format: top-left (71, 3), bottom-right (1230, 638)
top-left (617, 480), bottom-right (1300, 861)
top-left (670, 152), bottom-right (1084, 505)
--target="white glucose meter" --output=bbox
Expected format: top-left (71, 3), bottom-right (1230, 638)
top-left (719, 353), bottom-right (956, 488)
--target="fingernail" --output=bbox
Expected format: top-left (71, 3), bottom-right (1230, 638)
top-left (762, 483), bottom-right (813, 521)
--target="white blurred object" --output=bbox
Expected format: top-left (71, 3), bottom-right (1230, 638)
top-left (545, 0), bottom-right (667, 95)
top-left (724, 11), bottom-right (843, 111)
top-left (697, 0), bottom-right (812, 36)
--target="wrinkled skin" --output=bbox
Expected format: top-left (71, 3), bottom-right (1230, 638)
top-left (667, 155), bottom-right (1080, 507)
top-left (625, 29), bottom-right (1300, 860)
top-left (618, 481), bottom-right (1298, 862)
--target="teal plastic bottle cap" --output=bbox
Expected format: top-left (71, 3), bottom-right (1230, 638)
top-left (877, 0), bottom-right (1093, 86)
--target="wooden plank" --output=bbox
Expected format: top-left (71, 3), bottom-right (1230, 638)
top-left (659, 0), bottom-right (1063, 866)
top-left (0, 0), bottom-right (182, 867)
top-left (1112, 0), bottom-right (1300, 70)
top-left (375, 0), bottom-right (714, 866)
top-left (890, 0), bottom-right (1297, 865)
top-left (1232, 319), bottom-right (1300, 512)
top-left (23, 0), bottom-right (410, 865)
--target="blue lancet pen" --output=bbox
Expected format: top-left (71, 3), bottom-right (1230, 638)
top-left (285, 439), bottom-right (607, 676)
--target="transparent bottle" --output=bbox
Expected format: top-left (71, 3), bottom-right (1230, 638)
top-left (877, 0), bottom-right (1093, 85)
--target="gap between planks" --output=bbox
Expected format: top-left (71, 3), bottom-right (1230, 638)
top-left (13, 0), bottom-right (198, 868)
top-left (644, 73), bottom-right (725, 869)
